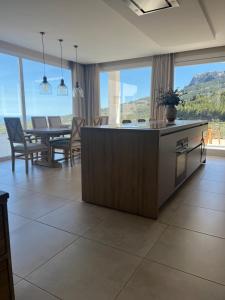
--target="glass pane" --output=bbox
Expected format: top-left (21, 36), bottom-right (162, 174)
top-left (0, 53), bottom-right (21, 158)
top-left (100, 72), bottom-right (109, 116)
top-left (100, 67), bottom-right (151, 123)
top-left (175, 62), bottom-right (225, 148)
top-left (120, 67), bottom-right (151, 122)
top-left (23, 59), bottom-right (72, 128)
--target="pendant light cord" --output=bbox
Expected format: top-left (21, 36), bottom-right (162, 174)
top-left (59, 39), bottom-right (63, 79)
top-left (74, 45), bottom-right (78, 83)
top-left (40, 32), bottom-right (46, 76)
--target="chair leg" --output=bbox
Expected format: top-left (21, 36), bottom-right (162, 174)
top-left (51, 148), bottom-right (55, 162)
top-left (25, 154), bottom-right (29, 174)
top-left (12, 154), bottom-right (15, 172)
top-left (70, 149), bottom-right (73, 167)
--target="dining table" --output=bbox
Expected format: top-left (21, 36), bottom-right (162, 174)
top-left (25, 127), bottom-right (71, 168)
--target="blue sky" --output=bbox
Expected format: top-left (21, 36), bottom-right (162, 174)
top-left (175, 62), bottom-right (225, 89)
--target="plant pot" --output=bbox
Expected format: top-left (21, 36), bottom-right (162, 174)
top-left (166, 105), bottom-right (177, 123)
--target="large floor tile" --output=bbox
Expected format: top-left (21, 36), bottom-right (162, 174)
top-left (23, 176), bottom-right (82, 200)
top-left (27, 238), bottom-right (141, 300)
top-left (15, 280), bottom-right (59, 300)
top-left (179, 189), bottom-right (225, 212)
top-left (13, 274), bottom-right (23, 285)
top-left (117, 261), bottom-right (225, 300)
top-left (147, 226), bottom-right (225, 285)
top-left (0, 184), bottom-right (34, 204)
top-left (187, 178), bottom-right (225, 195)
top-left (38, 201), bottom-right (106, 235)
top-left (8, 213), bottom-right (31, 233)
top-left (8, 192), bottom-right (69, 219)
top-left (10, 221), bottom-right (77, 277)
top-left (168, 204), bottom-right (225, 238)
top-left (84, 211), bottom-right (167, 256)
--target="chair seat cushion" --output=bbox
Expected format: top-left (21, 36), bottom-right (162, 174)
top-left (50, 138), bottom-right (70, 148)
top-left (14, 143), bottom-right (48, 152)
top-left (51, 138), bottom-right (81, 149)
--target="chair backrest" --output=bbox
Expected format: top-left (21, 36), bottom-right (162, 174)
top-left (48, 116), bottom-right (62, 128)
top-left (100, 116), bottom-right (109, 125)
top-left (138, 119), bottom-right (146, 123)
top-left (71, 117), bottom-right (85, 143)
top-left (122, 119), bottom-right (132, 124)
top-left (4, 117), bottom-right (26, 144)
top-left (93, 117), bottom-right (101, 126)
top-left (31, 116), bottom-right (48, 129)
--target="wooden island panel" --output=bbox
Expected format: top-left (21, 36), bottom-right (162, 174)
top-left (81, 128), bottom-right (159, 218)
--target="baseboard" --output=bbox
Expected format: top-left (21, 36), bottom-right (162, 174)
top-left (207, 148), bottom-right (225, 157)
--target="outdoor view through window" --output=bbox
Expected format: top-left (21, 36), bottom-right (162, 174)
top-left (100, 67), bottom-right (151, 122)
top-left (0, 53), bottom-right (72, 158)
top-left (175, 62), bottom-right (225, 148)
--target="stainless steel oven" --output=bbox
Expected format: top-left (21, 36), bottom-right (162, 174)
top-left (175, 137), bottom-right (188, 186)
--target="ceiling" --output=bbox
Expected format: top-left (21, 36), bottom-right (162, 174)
top-left (0, 0), bottom-right (225, 64)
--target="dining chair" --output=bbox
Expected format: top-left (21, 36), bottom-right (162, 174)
top-left (51, 117), bottom-right (85, 166)
top-left (48, 116), bottom-right (62, 128)
top-left (93, 116), bottom-right (109, 126)
top-left (31, 116), bottom-right (48, 129)
top-left (100, 116), bottom-right (109, 125)
top-left (4, 117), bottom-right (48, 174)
top-left (138, 119), bottom-right (146, 122)
top-left (122, 119), bottom-right (132, 124)
top-left (93, 117), bottom-right (101, 126)
top-left (48, 116), bottom-right (69, 128)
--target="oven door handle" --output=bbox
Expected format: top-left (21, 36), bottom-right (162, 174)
top-left (176, 147), bottom-right (189, 154)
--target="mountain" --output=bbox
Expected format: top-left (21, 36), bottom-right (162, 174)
top-left (187, 71), bottom-right (225, 87)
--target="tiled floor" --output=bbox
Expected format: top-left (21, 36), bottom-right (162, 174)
top-left (1, 156), bottom-right (225, 299)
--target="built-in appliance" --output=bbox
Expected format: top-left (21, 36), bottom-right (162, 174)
top-left (175, 137), bottom-right (188, 186)
top-left (123, 0), bottom-right (179, 16)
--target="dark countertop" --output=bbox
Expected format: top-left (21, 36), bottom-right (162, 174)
top-left (84, 120), bottom-right (208, 135)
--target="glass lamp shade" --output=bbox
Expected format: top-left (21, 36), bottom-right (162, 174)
top-left (57, 79), bottom-right (68, 96)
top-left (73, 81), bottom-right (84, 99)
top-left (39, 76), bottom-right (52, 95)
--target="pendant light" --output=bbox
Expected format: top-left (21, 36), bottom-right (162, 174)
top-left (57, 39), bottom-right (68, 96)
top-left (73, 45), bottom-right (84, 99)
top-left (39, 32), bottom-right (52, 95)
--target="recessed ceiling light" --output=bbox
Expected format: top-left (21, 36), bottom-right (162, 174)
top-left (123, 0), bottom-right (179, 16)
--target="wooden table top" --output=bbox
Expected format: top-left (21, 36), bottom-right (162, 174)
top-left (25, 128), bottom-right (71, 136)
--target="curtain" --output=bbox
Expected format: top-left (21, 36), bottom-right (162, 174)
top-left (83, 64), bottom-right (100, 125)
top-left (71, 62), bottom-right (86, 118)
top-left (71, 63), bottom-right (100, 125)
top-left (150, 53), bottom-right (174, 120)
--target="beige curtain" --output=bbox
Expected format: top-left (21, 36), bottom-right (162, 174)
top-left (83, 64), bottom-right (100, 125)
top-left (71, 62), bottom-right (86, 118)
top-left (71, 63), bottom-right (100, 125)
top-left (150, 53), bottom-right (174, 120)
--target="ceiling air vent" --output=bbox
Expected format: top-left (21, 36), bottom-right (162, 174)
top-left (123, 0), bottom-right (179, 16)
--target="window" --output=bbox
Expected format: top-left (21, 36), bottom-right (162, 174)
top-left (0, 53), bottom-right (21, 158)
top-left (175, 62), bottom-right (225, 148)
top-left (100, 67), bottom-right (151, 123)
top-left (23, 59), bottom-right (72, 128)
top-left (0, 54), bottom-right (73, 159)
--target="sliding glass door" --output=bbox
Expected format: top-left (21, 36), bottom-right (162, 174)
top-left (175, 61), bottom-right (225, 148)
top-left (100, 66), bottom-right (151, 124)
top-left (0, 53), bottom-right (21, 158)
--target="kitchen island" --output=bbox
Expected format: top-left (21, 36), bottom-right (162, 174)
top-left (81, 120), bottom-right (208, 219)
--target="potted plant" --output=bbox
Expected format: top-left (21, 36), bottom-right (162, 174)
top-left (157, 88), bottom-right (185, 124)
